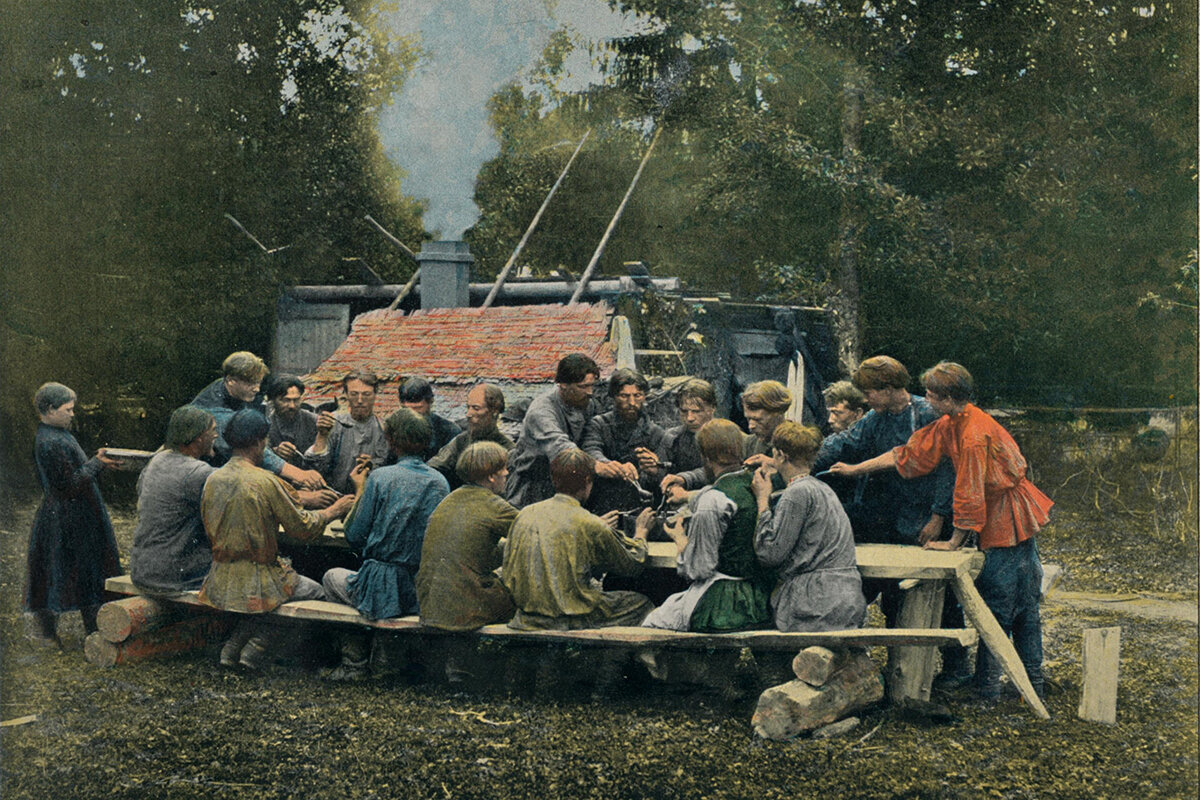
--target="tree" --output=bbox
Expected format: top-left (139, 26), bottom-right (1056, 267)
top-left (468, 0), bottom-right (1196, 405)
top-left (0, 1), bottom-right (423, 491)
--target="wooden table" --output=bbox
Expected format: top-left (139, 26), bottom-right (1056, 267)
top-left (300, 525), bottom-right (1048, 718)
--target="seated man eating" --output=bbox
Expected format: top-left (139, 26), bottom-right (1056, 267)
top-left (643, 419), bottom-right (774, 632)
top-left (417, 441), bottom-right (518, 631)
top-left (503, 448), bottom-right (656, 631)
top-left (198, 410), bottom-right (354, 670)
top-left (130, 406), bottom-right (219, 595)
top-left (321, 408), bottom-right (449, 680)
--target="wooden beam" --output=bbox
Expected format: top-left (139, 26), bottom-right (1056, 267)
top-left (364, 214), bottom-right (418, 261)
top-left (953, 564), bottom-right (1051, 719)
top-left (104, 576), bottom-right (976, 650)
top-left (569, 127), bottom-right (662, 305)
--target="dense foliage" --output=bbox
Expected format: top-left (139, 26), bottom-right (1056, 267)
top-left (1, 1), bottom-right (423, 487)
top-left (467, 0), bottom-right (1197, 405)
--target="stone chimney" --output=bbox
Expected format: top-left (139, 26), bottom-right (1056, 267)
top-left (417, 240), bottom-right (474, 309)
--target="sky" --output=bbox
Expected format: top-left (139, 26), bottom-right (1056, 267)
top-left (377, 0), bottom-right (645, 238)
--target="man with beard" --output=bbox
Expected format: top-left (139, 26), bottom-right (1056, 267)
top-left (581, 368), bottom-right (665, 516)
top-left (265, 374), bottom-right (318, 466)
top-left (427, 383), bottom-right (513, 490)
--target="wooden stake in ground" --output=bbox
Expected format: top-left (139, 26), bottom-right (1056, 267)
top-left (1078, 626), bottom-right (1121, 724)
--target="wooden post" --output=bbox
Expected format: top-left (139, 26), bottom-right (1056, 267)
top-left (1078, 626), bottom-right (1120, 724)
top-left (953, 564), bottom-right (1051, 719)
top-left (887, 579), bottom-right (946, 703)
top-left (568, 127), bottom-right (662, 305)
top-left (482, 130), bottom-right (591, 308)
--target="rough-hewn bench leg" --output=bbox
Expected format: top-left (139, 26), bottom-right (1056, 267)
top-left (888, 579), bottom-right (947, 703)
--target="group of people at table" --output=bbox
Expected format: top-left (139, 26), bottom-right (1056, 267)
top-left (25, 349), bottom-right (1052, 701)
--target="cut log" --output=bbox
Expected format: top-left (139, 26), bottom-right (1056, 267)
top-left (752, 651), bottom-right (884, 740)
top-left (792, 646), bottom-right (854, 687)
top-left (97, 596), bottom-right (183, 643)
top-left (887, 579), bottom-right (947, 703)
top-left (1078, 626), bottom-right (1120, 724)
top-left (84, 614), bottom-right (232, 668)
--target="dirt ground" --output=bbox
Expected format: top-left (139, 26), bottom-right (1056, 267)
top-left (1, 429), bottom-right (1197, 799)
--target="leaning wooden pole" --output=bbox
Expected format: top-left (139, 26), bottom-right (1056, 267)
top-left (364, 215), bottom-right (419, 261)
top-left (363, 214), bottom-right (422, 311)
top-left (483, 130), bottom-right (591, 309)
top-left (386, 268), bottom-right (421, 311)
top-left (568, 127), bottom-right (662, 305)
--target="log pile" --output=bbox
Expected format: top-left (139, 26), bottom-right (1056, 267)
top-left (752, 646), bottom-right (884, 741)
top-left (85, 597), bottom-right (231, 668)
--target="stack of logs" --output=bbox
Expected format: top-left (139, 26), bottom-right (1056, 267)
top-left (84, 596), bottom-right (231, 667)
top-left (751, 646), bottom-right (884, 740)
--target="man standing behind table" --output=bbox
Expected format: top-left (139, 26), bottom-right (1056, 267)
top-left (305, 370), bottom-right (391, 494)
top-left (130, 407), bottom-right (219, 595)
top-left (812, 356), bottom-right (954, 554)
top-left (660, 380), bottom-right (792, 502)
top-left (581, 369), bottom-right (665, 516)
top-left (398, 377), bottom-right (462, 463)
top-left (321, 408), bottom-right (449, 680)
top-left (427, 383), bottom-right (513, 490)
top-left (816, 380), bottom-right (871, 524)
top-left (645, 378), bottom-right (716, 481)
top-left (824, 380), bottom-right (868, 434)
top-left (199, 410), bottom-right (354, 670)
top-left (813, 355), bottom-right (964, 687)
top-left (505, 353), bottom-right (601, 509)
top-left (503, 449), bottom-right (655, 631)
top-left (265, 374), bottom-right (319, 466)
top-left (190, 351), bottom-right (326, 493)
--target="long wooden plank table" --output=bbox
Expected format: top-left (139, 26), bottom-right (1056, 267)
top-left (298, 526), bottom-right (1047, 718)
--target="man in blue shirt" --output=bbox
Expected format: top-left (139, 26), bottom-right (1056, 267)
top-left (321, 408), bottom-right (450, 680)
top-left (814, 355), bottom-right (968, 687)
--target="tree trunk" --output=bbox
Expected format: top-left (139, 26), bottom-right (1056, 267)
top-left (831, 65), bottom-right (865, 376)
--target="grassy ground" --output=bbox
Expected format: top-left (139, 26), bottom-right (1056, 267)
top-left (2, 420), bottom-right (1197, 799)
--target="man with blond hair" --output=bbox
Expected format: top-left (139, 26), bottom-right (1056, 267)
top-left (190, 351), bottom-right (326, 493)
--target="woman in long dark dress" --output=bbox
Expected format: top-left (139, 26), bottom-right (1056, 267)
top-left (25, 382), bottom-right (122, 644)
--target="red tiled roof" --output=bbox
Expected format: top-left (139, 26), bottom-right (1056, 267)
top-left (303, 303), bottom-right (616, 419)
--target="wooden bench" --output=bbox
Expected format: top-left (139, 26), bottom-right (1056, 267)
top-left (100, 539), bottom-right (1049, 719)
